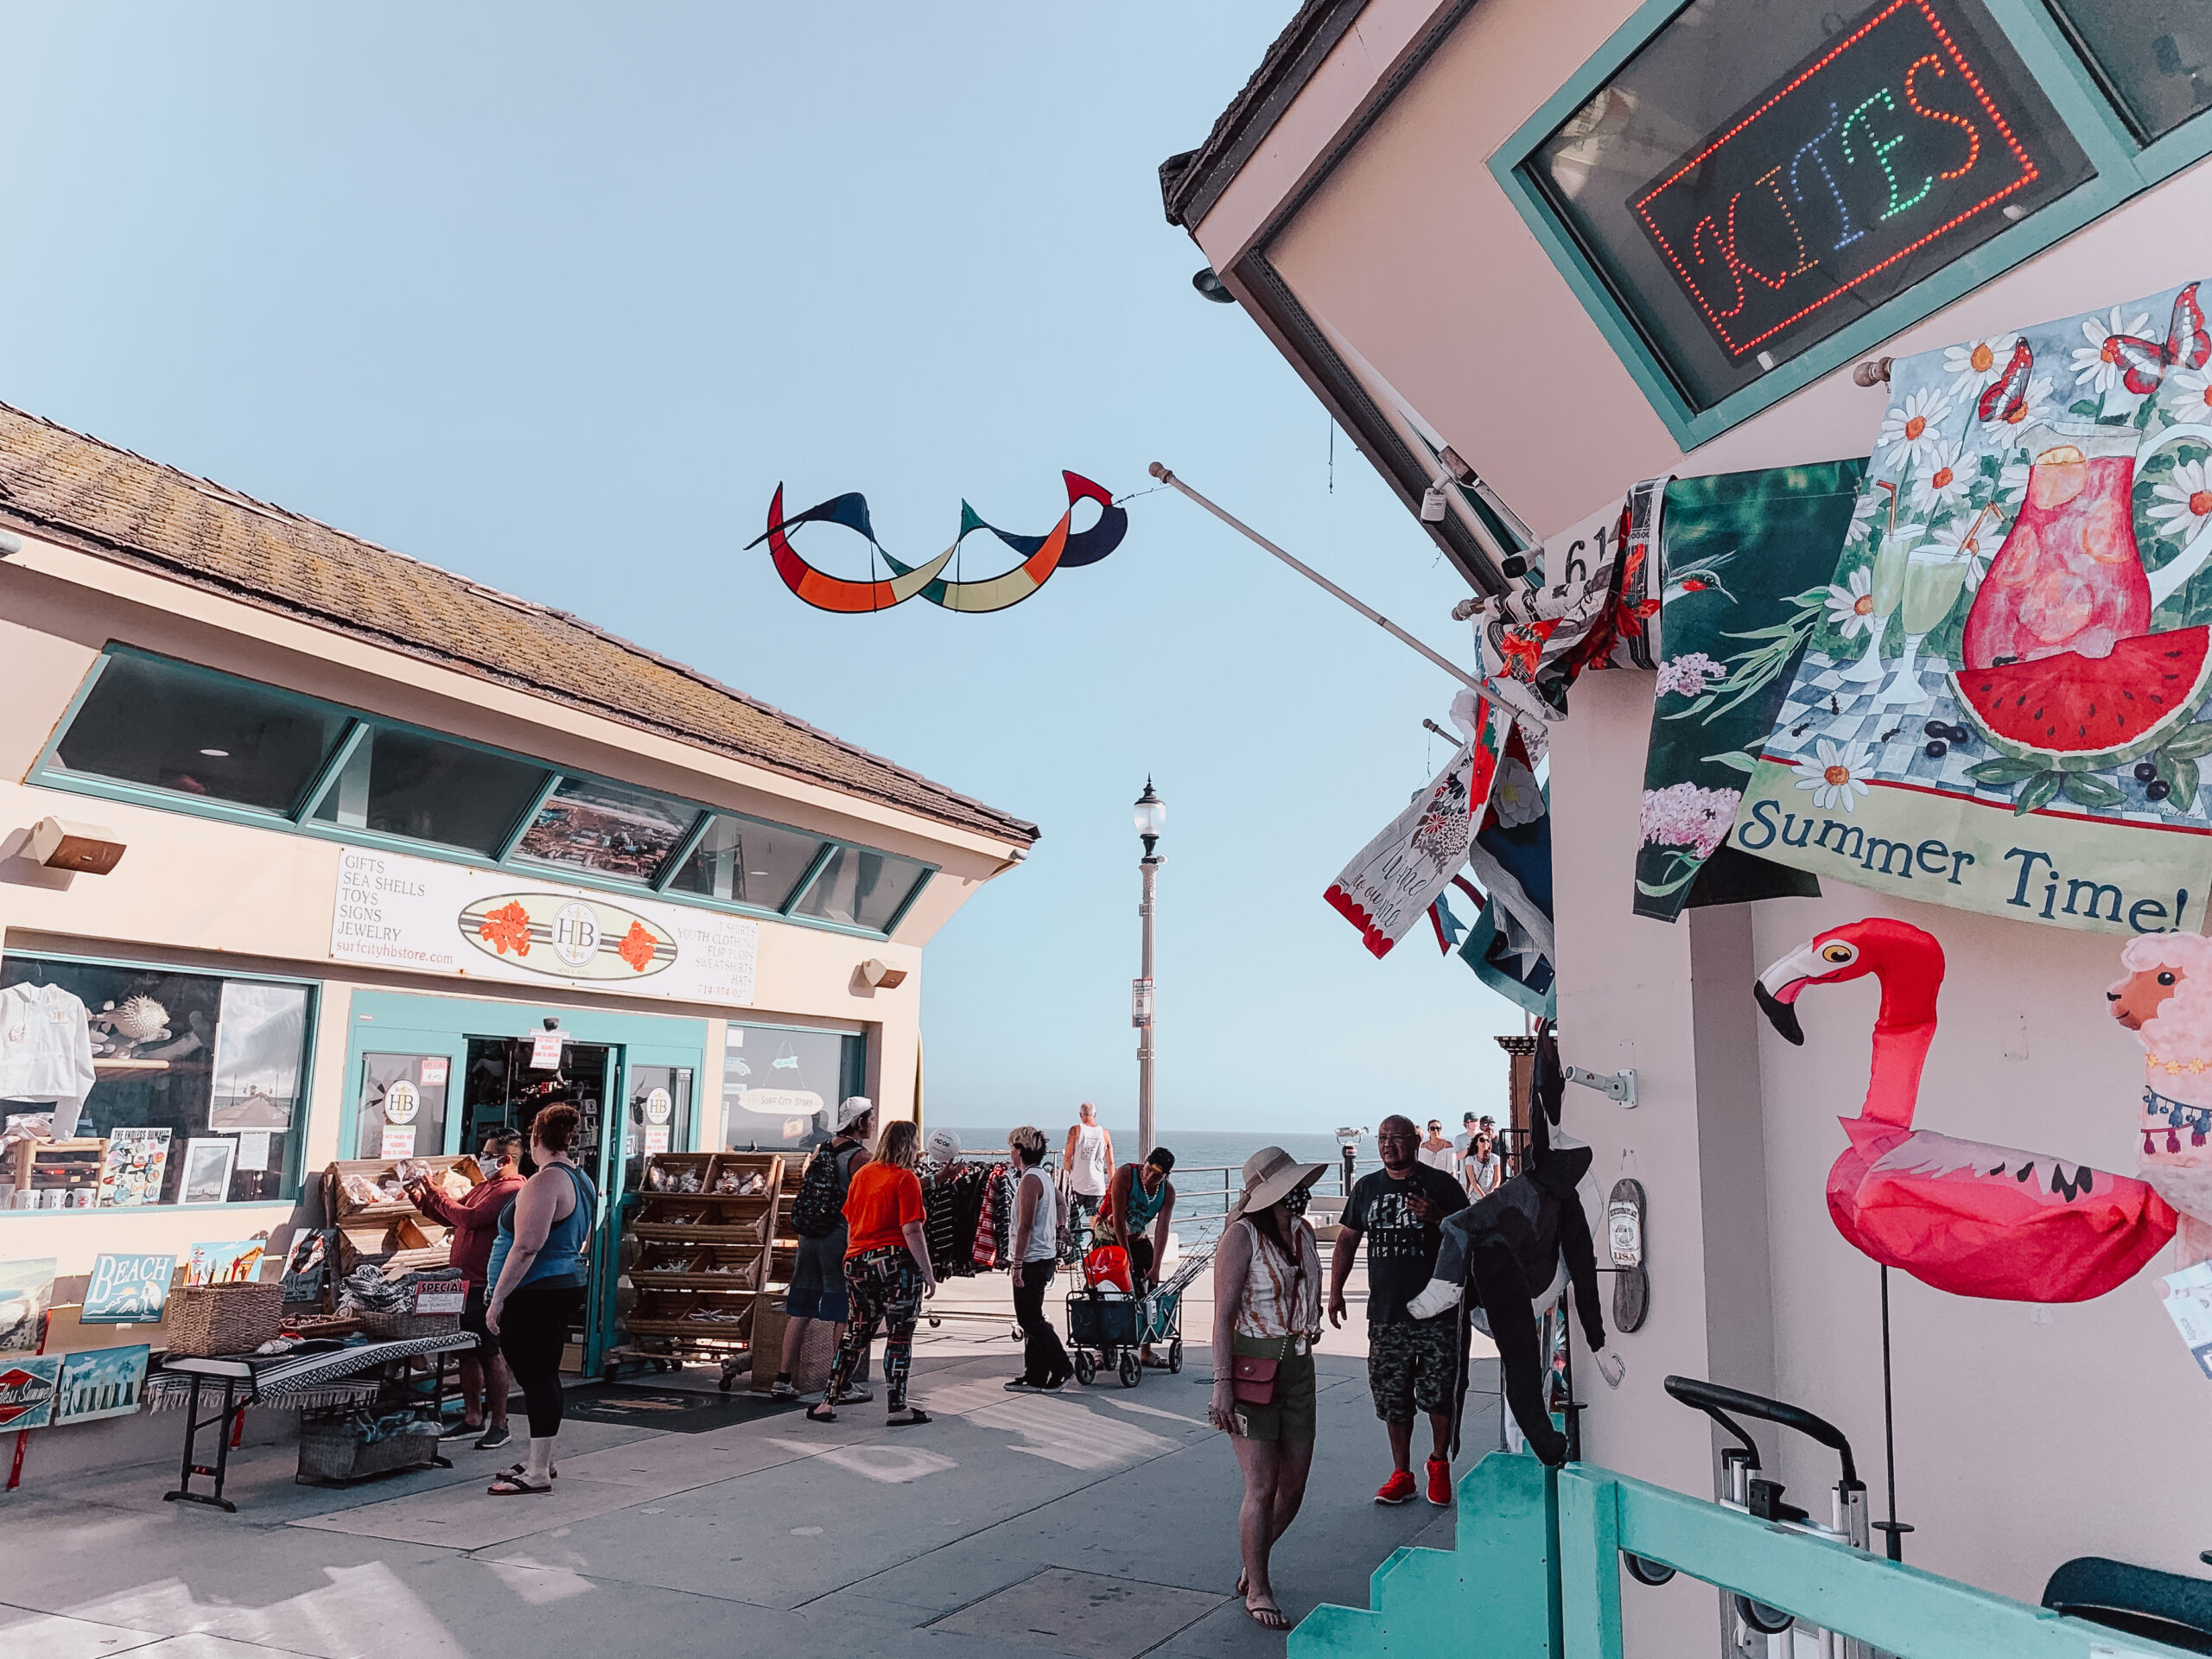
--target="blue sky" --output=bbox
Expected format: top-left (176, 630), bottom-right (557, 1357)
top-left (0, 3), bottom-right (1521, 1132)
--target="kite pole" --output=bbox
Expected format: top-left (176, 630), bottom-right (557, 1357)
top-left (1147, 462), bottom-right (1484, 693)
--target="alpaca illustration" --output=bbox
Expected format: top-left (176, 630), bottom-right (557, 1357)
top-left (2109, 932), bottom-right (2212, 1267)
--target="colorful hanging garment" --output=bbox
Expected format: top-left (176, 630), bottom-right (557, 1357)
top-left (1325, 696), bottom-right (1510, 958)
top-left (1457, 731), bottom-right (1556, 1017)
top-left (751, 471), bottom-right (1128, 613)
top-left (1732, 282), bottom-right (2212, 935)
top-left (1463, 476), bottom-right (1667, 729)
top-left (1633, 462), bottom-right (1865, 921)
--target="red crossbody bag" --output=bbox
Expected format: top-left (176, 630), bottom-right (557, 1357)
top-left (1230, 1227), bottom-right (1306, 1405)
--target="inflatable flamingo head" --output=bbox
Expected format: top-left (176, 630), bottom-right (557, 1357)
top-left (1755, 917), bottom-right (1943, 1046)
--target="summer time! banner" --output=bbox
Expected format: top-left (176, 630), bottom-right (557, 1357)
top-left (1635, 463), bottom-right (1865, 921)
top-left (1732, 282), bottom-right (2212, 935)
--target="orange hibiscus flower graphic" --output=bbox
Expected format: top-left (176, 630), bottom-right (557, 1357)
top-left (479, 900), bottom-right (533, 957)
top-left (616, 920), bottom-right (658, 973)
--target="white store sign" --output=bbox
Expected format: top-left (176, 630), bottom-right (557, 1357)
top-left (332, 848), bottom-right (758, 1006)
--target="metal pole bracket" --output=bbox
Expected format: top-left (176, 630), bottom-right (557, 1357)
top-left (1564, 1065), bottom-right (1638, 1108)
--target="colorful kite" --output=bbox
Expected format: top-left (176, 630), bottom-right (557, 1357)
top-left (749, 470), bottom-right (1127, 613)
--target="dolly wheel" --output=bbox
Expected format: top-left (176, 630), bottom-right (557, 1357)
top-left (1118, 1351), bottom-right (1141, 1389)
top-left (1167, 1338), bottom-right (1182, 1374)
top-left (1074, 1351), bottom-right (1096, 1386)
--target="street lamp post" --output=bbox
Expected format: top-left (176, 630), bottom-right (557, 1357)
top-left (1132, 779), bottom-right (1166, 1160)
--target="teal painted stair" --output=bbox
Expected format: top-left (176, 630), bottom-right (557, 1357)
top-left (1290, 1452), bottom-right (1560, 1659)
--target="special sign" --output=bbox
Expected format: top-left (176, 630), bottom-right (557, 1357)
top-left (1632, 0), bottom-right (2041, 361)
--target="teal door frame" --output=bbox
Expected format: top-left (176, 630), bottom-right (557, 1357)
top-left (340, 988), bottom-right (708, 1374)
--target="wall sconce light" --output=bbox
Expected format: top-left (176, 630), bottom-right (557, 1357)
top-left (859, 958), bottom-right (908, 989)
top-left (29, 817), bottom-right (125, 874)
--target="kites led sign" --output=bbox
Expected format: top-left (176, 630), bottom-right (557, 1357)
top-left (1631, 0), bottom-right (2040, 360)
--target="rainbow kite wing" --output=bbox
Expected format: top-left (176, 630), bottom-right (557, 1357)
top-left (753, 471), bottom-right (1125, 614)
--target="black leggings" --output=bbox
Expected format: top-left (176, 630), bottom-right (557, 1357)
top-left (499, 1281), bottom-right (585, 1439)
top-left (1014, 1259), bottom-right (1072, 1384)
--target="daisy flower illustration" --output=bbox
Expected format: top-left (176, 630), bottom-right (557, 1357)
top-left (1793, 741), bottom-right (1872, 812)
top-left (2164, 366), bottom-right (2212, 422)
top-left (1824, 568), bottom-right (1877, 639)
top-left (1878, 386), bottom-right (1951, 469)
top-left (1927, 505), bottom-right (2001, 581)
top-left (1847, 484), bottom-right (1883, 541)
top-left (2071, 306), bottom-right (2156, 397)
top-left (2149, 459), bottom-right (2212, 545)
top-left (1912, 437), bottom-right (1969, 511)
top-left (1942, 334), bottom-right (2019, 385)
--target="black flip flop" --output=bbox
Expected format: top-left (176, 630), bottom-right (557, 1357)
top-left (487, 1473), bottom-right (552, 1496)
top-left (804, 1403), bottom-right (838, 1424)
top-left (886, 1408), bottom-right (931, 1427)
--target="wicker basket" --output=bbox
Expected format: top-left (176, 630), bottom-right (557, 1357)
top-left (346, 1272), bottom-right (463, 1342)
top-left (165, 1283), bottom-right (283, 1357)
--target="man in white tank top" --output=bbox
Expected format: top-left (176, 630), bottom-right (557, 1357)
top-left (1061, 1103), bottom-right (1113, 1257)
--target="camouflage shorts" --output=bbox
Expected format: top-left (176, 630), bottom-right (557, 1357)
top-left (1368, 1313), bottom-right (1457, 1423)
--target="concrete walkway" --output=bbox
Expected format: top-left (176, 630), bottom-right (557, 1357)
top-left (0, 1274), bottom-right (1505, 1659)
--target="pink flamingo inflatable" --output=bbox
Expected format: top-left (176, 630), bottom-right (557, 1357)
top-left (1756, 918), bottom-right (2175, 1301)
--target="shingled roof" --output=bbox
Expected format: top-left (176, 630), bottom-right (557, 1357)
top-left (0, 402), bottom-right (1037, 845)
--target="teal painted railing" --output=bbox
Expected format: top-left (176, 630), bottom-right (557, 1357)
top-left (1293, 1452), bottom-right (2202, 1659)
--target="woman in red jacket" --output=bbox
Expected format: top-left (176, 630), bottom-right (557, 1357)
top-left (407, 1130), bottom-right (526, 1449)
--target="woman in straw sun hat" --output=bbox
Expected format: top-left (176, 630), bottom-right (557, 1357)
top-left (1210, 1145), bottom-right (1328, 1630)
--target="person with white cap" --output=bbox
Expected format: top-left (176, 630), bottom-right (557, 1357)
top-left (772, 1096), bottom-right (876, 1402)
top-left (1209, 1144), bottom-right (1328, 1631)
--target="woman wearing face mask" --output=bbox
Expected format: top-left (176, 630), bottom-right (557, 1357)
top-left (1209, 1146), bottom-right (1327, 1630)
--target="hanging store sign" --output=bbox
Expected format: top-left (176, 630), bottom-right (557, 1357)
top-left (331, 849), bottom-right (758, 1005)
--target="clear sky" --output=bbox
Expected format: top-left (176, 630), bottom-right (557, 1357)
top-left (0, 3), bottom-right (1522, 1133)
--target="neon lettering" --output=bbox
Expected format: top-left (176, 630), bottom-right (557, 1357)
top-left (1904, 53), bottom-right (1979, 179)
top-left (1841, 89), bottom-right (1932, 221)
top-left (1790, 103), bottom-right (1861, 249)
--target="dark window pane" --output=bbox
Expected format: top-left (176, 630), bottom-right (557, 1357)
top-left (2047, 0), bottom-right (2212, 143)
top-left (512, 777), bottom-right (698, 883)
top-left (54, 654), bottom-right (346, 813)
top-left (720, 1025), bottom-right (849, 1150)
top-left (788, 845), bottom-right (928, 932)
top-left (0, 954), bottom-right (308, 1206)
top-left (1529, 0), bottom-right (2095, 410)
top-left (664, 815), bottom-right (824, 908)
top-left (310, 725), bottom-right (547, 855)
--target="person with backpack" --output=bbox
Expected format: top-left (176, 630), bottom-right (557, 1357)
top-left (772, 1096), bottom-right (875, 1402)
top-left (1005, 1124), bottom-right (1073, 1392)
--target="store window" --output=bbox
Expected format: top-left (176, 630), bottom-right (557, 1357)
top-left (0, 955), bottom-right (312, 1208)
top-left (719, 1025), bottom-right (863, 1153)
top-left (2046, 0), bottom-right (2212, 143)
top-left (663, 814), bottom-right (825, 909)
top-left (621, 1064), bottom-right (694, 1193)
top-left (308, 723), bottom-right (548, 855)
top-left (789, 844), bottom-right (929, 932)
top-left (52, 652), bottom-right (347, 815)
top-left (353, 1053), bottom-right (450, 1161)
top-left (512, 777), bottom-right (700, 883)
top-left (1528, 0), bottom-right (2094, 410)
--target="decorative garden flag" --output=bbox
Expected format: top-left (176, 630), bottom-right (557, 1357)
top-left (752, 471), bottom-right (1127, 613)
top-left (1635, 463), bottom-right (1865, 920)
top-left (1458, 734), bottom-right (1557, 1016)
top-left (1732, 281), bottom-right (2212, 935)
top-left (1325, 696), bottom-right (1510, 958)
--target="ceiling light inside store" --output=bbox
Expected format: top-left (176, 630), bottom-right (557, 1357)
top-left (200, 748), bottom-right (230, 757)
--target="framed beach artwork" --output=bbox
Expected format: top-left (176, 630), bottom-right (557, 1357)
top-left (186, 1241), bottom-right (263, 1287)
top-left (80, 1253), bottom-right (175, 1324)
top-left (177, 1139), bottom-right (237, 1207)
top-left (0, 1356), bottom-right (60, 1429)
top-left (54, 1344), bottom-right (149, 1424)
top-left (0, 1260), bottom-right (56, 1356)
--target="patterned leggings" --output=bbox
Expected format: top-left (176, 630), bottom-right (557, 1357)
top-left (830, 1245), bottom-right (922, 1410)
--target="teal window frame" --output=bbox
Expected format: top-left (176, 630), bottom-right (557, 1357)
top-left (0, 947), bottom-right (320, 1214)
top-left (32, 646), bottom-right (936, 942)
top-left (1489, 0), bottom-right (2212, 449)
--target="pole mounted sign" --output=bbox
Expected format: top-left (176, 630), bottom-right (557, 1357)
top-left (1131, 977), bottom-right (1154, 1029)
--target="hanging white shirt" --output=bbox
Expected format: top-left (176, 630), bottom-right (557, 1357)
top-left (0, 983), bottom-right (97, 1137)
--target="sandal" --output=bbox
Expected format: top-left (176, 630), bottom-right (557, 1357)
top-left (497, 1462), bottom-right (556, 1481)
top-left (486, 1472), bottom-right (552, 1496)
top-left (804, 1403), bottom-right (838, 1424)
top-left (886, 1408), bottom-right (931, 1427)
top-left (1245, 1599), bottom-right (1291, 1630)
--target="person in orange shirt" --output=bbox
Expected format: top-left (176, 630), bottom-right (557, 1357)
top-left (807, 1119), bottom-right (936, 1427)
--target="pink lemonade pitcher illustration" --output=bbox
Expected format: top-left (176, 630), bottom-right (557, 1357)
top-left (1962, 429), bottom-right (2148, 670)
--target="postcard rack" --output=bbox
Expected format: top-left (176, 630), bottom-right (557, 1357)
top-left (321, 1157), bottom-right (474, 1294)
top-left (611, 1151), bottom-right (784, 1382)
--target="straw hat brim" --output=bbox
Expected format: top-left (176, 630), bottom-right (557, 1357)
top-left (1232, 1151), bottom-right (1331, 1219)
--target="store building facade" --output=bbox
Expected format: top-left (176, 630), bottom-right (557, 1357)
top-left (0, 405), bottom-right (1033, 1318)
top-left (1166, 0), bottom-right (2212, 1647)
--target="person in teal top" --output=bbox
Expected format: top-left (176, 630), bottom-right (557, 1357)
top-left (1100, 1148), bottom-right (1177, 1367)
top-left (484, 1103), bottom-right (597, 1494)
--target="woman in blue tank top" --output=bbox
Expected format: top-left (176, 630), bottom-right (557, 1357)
top-left (484, 1103), bottom-right (596, 1494)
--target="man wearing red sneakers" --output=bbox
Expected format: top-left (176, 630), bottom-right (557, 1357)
top-left (1329, 1115), bottom-right (1466, 1506)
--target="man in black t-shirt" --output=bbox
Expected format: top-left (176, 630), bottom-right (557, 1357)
top-left (1328, 1114), bottom-right (1467, 1507)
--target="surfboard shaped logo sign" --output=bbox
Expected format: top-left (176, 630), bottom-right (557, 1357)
top-left (459, 893), bottom-right (678, 981)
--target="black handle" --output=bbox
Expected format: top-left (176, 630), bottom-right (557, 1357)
top-left (1664, 1376), bottom-right (1859, 1486)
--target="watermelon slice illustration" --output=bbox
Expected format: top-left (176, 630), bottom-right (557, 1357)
top-left (1951, 626), bottom-right (2212, 769)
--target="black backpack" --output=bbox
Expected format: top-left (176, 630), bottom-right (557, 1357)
top-left (791, 1142), bottom-right (847, 1239)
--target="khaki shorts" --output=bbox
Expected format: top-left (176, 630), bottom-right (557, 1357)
top-left (1230, 1332), bottom-right (1317, 1443)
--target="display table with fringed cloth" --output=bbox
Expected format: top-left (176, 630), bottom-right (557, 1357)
top-left (147, 1332), bottom-right (478, 1511)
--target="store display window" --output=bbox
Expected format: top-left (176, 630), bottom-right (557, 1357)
top-left (719, 1024), bottom-right (863, 1153)
top-left (663, 814), bottom-right (825, 908)
top-left (308, 723), bottom-right (548, 855)
top-left (788, 844), bottom-right (930, 932)
top-left (354, 1053), bottom-right (451, 1161)
top-left (2046, 0), bottom-right (2212, 144)
top-left (621, 1064), bottom-right (695, 1193)
top-left (52, 652), bottom-right (348, 815)
top-left (0, 954), bottom-right (313, 1209)
top-left (512, 776), bottom-right (701, 883)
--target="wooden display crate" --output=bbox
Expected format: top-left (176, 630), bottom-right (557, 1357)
top-left (613, 1152), bottom-right (783, 1370)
